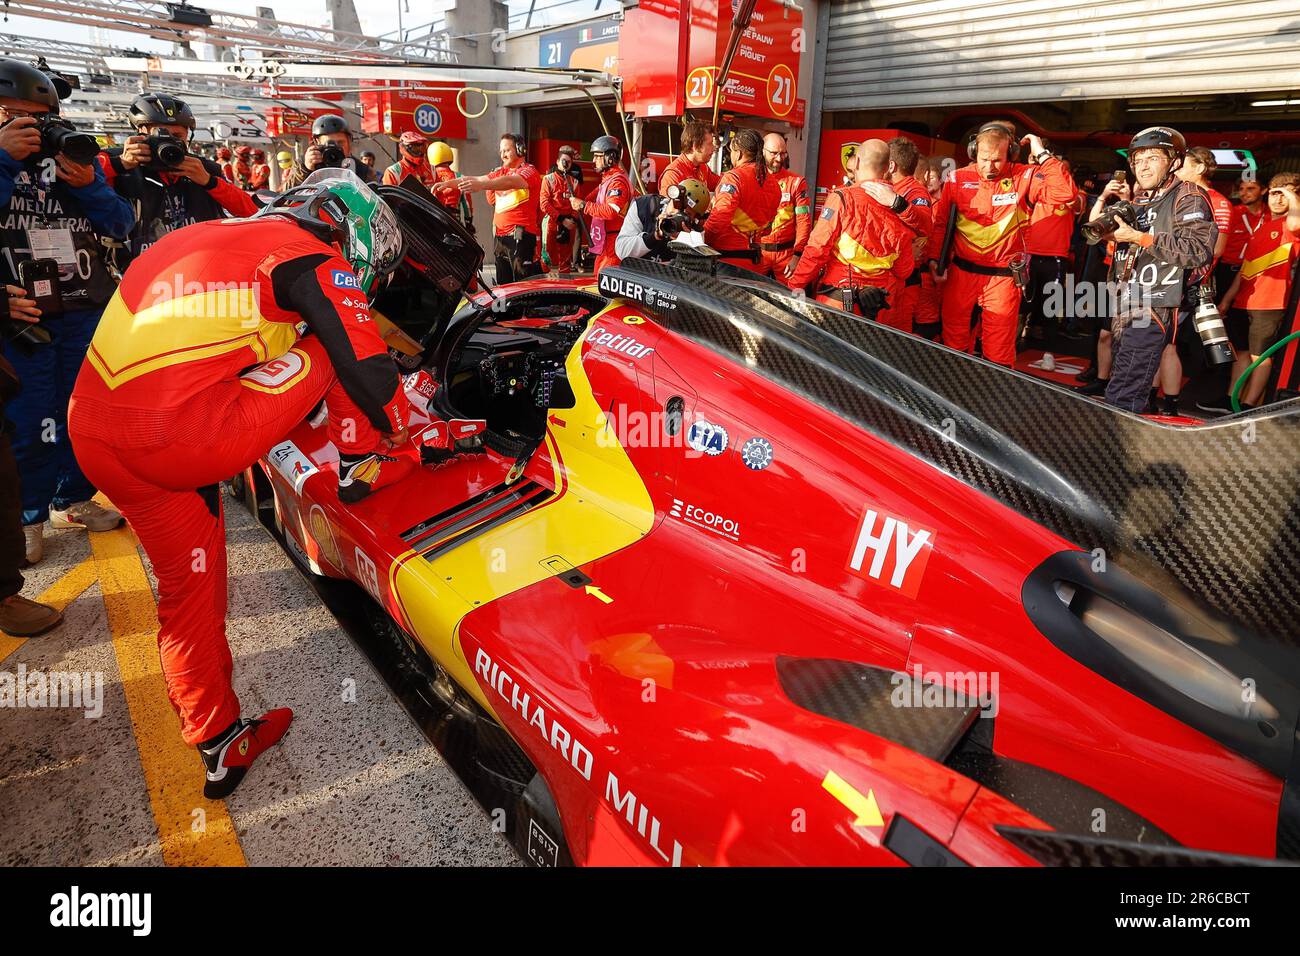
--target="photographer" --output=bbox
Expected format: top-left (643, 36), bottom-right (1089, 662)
top-left (0, 59), bottom-right (134, 563)
top-left (1086, 127), bottom-right (1217, 413)
top-left (614, 177), bottom-right (711, 263)
top-left (99, 93), bottom-right (257, 269)
top-left (281, 114), bottom-right (375, 189)
top-left (0, 350), bottom-right (62, 636)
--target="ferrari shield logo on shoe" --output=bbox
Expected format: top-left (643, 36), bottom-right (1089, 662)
top-left (238, 738), bottom-right (249, 756)
top-left (846, 505), bottom-right (935, 599)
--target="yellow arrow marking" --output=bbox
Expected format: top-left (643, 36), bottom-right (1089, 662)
top-left (584, 584), bottom-right (613, 604)
top-left (0, 558), bottom-right (98, 664)
top-left (90, 526), bottom-right (246, 867)
top-left (822, 770), bottom-right (884, 827)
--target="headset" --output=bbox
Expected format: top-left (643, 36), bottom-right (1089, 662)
top-left (967, 122), bottom-right (1020, 163)
top-left (501, 132), bottom-right (526, 158)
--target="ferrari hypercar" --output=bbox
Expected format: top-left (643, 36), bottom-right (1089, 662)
top-left (238, 183), bottom-right (1300, 867)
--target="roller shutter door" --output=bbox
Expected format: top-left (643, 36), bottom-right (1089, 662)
top-left (823, 0), bottom-right (1300, 110)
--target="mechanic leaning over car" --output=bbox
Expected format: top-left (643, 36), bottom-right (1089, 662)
top-left (66, 169), bottom-right (415, 799)
top-left (436, 132), bottom-right (542, 282)
top-left (281, 113), bottom-right (377, 189)
top-left (614, 177), bottom-right (711, 263)
top-left (928, 122), bottom-right (1074, 366)
top-left (1088, 127), bottom-right (1218, 413)
top-left (0, 58), bottom-right (135, 566)
top-left (787, 139), bottom-right (914, 323)
top-left (704, 127), bottom-right (782, 273)
top-left (573, 134), bottom-right (632, 277)
top-left (98, 93), bottom-right (258, 271)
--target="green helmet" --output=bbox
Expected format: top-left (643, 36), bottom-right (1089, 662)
top-left (255, 167), bottom-right (403, 299)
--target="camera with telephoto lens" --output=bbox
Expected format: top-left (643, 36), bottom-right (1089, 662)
top-left (1081, 200), bottom-right (1139, 245)
top-left (659, 212), bottom-right (693, 240)
top-left (318, 143), bottom-right (345, 168)
top-left (33, 117), bottom-right (100, 165)
top-left (144, 130), bottom-right (190, 171)
top-left (1192, 283), bottom-right (1234, 367)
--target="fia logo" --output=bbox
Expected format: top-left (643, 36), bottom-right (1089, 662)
top-left (686, 419), bottom-right (728, 456)
top-left (846, 505), bottom-right (935, 599)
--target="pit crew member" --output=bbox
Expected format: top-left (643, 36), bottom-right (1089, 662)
top-left (928, 123), bottom-right (1075, 365)
top-left (67, 169), bottom-right (413, 798)
top-left (570, 134), bottom-right (632, 276)
top-left (437, 132), bottom-right (542, 282)
top-left (787, 139), bottom-right (913, 322)
top-left (659, 121), bottom-right (720, 197)
top-left (381, 131), bottom-right (434, 188)
top-left (755, 133), bottom-right (811, 281)
top-left (541, 144), bottom-right (582, 272)
top-left (704, 128), bottom-right (781, 273)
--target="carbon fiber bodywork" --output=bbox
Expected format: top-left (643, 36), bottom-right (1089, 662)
top-left (997, 827), bottom-right (1295, 867)
top-left (775, 657), bottom-right (978, 762)
top-left (600, 259), bottom-right (1300, 647)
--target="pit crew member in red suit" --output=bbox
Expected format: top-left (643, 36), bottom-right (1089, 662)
top-left (67, 169), bottom-right (414, 799)
top-left (928, 123), bottom-right (1075, 365)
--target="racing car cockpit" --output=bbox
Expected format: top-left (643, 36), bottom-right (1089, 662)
top-left (371, 180), bottom-right (605, 460)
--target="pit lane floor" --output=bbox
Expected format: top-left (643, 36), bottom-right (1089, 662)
top-left (0, 499), bottom-right (519, 867)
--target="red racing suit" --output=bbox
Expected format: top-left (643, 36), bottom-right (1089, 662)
top-left (249, 162), bottom-right (271, 191)
top-left (659, 156), bottom-right (720, 197)
top-left (704, 162), bottom-right (782, 273)
top-left (540, 168), bottom-right (579, 273)
top-left (757, 171), bottom-right (812, 279)
top-left (67, 216), bottom-right (411, 747)
top-left (582, 165), bottom-right (633, 276)
top-left (787, 180), bottom-right (913, 318)
top-left (930, 157), bottom-right (1075, 364)
top-left (885, 174), bottom-right (935, 332)
top-left (382, 156), bottom-right (436, 189)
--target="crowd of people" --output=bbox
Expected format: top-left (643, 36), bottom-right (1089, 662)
top-left (2, 54), bottom-right (1299, 796)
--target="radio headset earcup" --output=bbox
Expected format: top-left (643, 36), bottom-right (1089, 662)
top-left (968, 123), bottom-right (1021, 162)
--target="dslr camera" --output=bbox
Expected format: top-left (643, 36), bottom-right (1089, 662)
top-left (659, 211), bottom-right (694, 240)
top-left (144, 130), bottom-right (190, 171)
top-left (24, 116), bottom-right (100, 165)
top-left (1082, 200), bottom-right (1139, 245)
top-left (318, 143), bottom-right (346, 168)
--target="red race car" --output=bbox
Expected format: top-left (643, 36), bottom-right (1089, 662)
top-left (239, 183), bottom-right (1300, 867)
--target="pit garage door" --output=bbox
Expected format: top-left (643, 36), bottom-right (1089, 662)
top-left (822, 0), bottom-right (1300, 110)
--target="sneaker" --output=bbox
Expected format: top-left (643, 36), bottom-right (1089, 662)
top-left (337, 451), bottom-right (415, 504)
top-left (198, 708), bottom-right (294, 800)
top-left (1076, 378), bottom-right (1109, 396)
top-left (1074, 366), bottom-right (1098, 385)
top-left (50, 500), bottom-right (124, 532)
top-left (1195, 395), bottom-right (1235, 416)
top-left (22, 524), bottom-right (42, 565)
top-left (0, 594), bottom-right (63, 637)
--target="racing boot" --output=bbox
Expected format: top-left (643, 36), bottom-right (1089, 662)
top-left (198, 708), bottom-right (294, 800)
top-left (337, 447), bottom-right (418, 504)
top-left (1075, 377), bottom-right (1109, 396)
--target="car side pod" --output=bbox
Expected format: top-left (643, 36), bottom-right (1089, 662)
top-left (1021, 549), bottom-right (1300, 859)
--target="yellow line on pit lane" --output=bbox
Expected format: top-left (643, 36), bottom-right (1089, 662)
top-left (0, 558), bottom-right (98, 665)
top-left (89, 525), bottom-right (247, 868)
